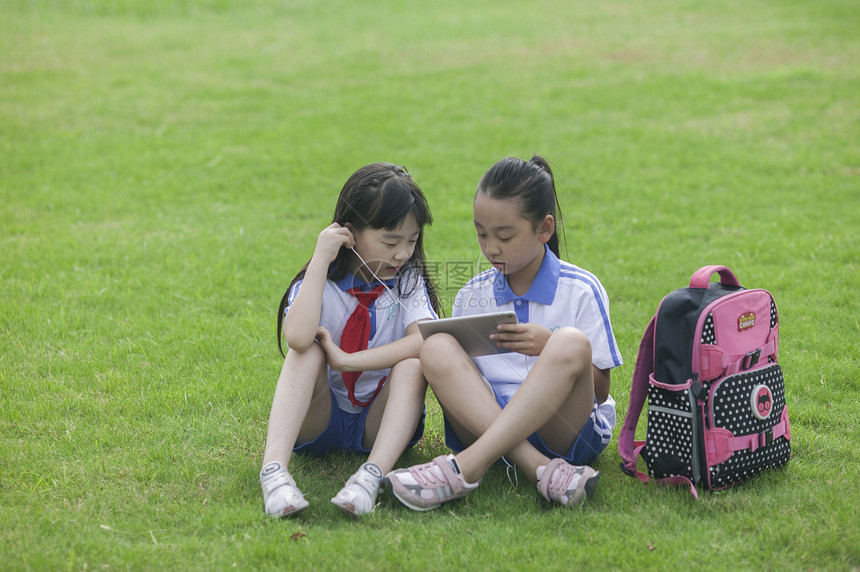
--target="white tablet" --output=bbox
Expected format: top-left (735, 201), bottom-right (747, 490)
top-left (417, 311), bottom-right (518, 357)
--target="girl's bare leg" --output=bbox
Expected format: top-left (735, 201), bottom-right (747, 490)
top-left (331, 358), bottom-right (427, 517)
top-left (361, 358), bottom-right (427, 474)
top-left (421, 328), bottom-right (594, 484)
top-left (262, 342), bottom-right (331, 468)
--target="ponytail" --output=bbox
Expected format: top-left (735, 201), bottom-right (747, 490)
top-left (477, 154), bottom-right (567, 258)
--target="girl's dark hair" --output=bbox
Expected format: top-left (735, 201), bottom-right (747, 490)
top-left (475, 154), bottom-right (566, 258)
top-left (277, 162), bottom-right (441, 356)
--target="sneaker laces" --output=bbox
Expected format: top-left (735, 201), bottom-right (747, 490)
top-left (502, 456), bottom-right (519, 487)
top-left (537, 460), bottom-right (592, 505)
top-left (410, 459), bottom-right (452, 488)
top-left (546, 465), bottom-right (582, 502)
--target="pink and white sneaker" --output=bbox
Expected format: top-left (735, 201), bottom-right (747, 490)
top-left (384, 455), bottom-right (480, 511)
top-left (536, 458), bottom-right (600, 507)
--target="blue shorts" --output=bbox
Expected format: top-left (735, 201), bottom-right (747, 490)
top-left (294, 390), bottom-right (425, 456)
top-left (443, 390), bottom-right (608, 466)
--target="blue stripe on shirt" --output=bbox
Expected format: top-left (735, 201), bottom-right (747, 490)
top-left (559, 267), bottom-right (622, 367)
top-left (462, 268), bottom-right (496, 289)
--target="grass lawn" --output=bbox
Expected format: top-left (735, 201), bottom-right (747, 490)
top-left (2, 0), bottom-right (858, 569)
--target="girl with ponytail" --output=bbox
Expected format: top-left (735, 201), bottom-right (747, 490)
top-left (385, 155), bottom-right (622, 512)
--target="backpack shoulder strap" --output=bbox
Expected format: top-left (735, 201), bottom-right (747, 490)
top-left (619, 314), bottom-right (702, 499)
top-left (619, 315), bottom-right (656, 481)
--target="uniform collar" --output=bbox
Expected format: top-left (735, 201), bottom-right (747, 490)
top-left (493, 244), bottom-right (559, 306)
top-left (336, 272), bottom-right (396, 292)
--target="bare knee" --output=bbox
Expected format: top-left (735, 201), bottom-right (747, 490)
top-left (280, 343), bottom-right (328, 387)
top-left (419, 332), bottom-right (463, 372)
top-left (545, 327), bottom-right (592, 371)
top-left (390, 357), bottom-right (423, 382)
top-left (285, 341), bottom-right (326, 366)
top-left (388, 358), bottom-right (427, 392)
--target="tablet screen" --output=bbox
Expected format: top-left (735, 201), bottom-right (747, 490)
top-left (417, 312), bottom-right (518, 356)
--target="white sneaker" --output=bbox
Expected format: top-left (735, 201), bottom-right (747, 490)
top-left (260, 461), bottom-right (309, 517)
top-left (330, 462), bottom-right (383, 517)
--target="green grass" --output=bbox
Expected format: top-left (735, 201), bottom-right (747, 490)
top-left (2, 0), bottom-right (859, 569)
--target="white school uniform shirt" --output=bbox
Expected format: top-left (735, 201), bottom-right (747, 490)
top-left (453, 245), bottom-right (623, 436)
top-left (285, 267), bottom-right (438, 414)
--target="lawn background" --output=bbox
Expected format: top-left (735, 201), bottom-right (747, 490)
top-left (2, 0), bottom-right (858, 570)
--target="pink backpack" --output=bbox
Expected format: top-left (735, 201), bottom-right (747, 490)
top-left (618, 266), bottom-right (791, 497)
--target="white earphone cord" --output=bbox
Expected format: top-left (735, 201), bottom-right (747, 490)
top-left (461, 248), bottom-right (488, 314)
top-left (351, 249), bottom-right (423, 325)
